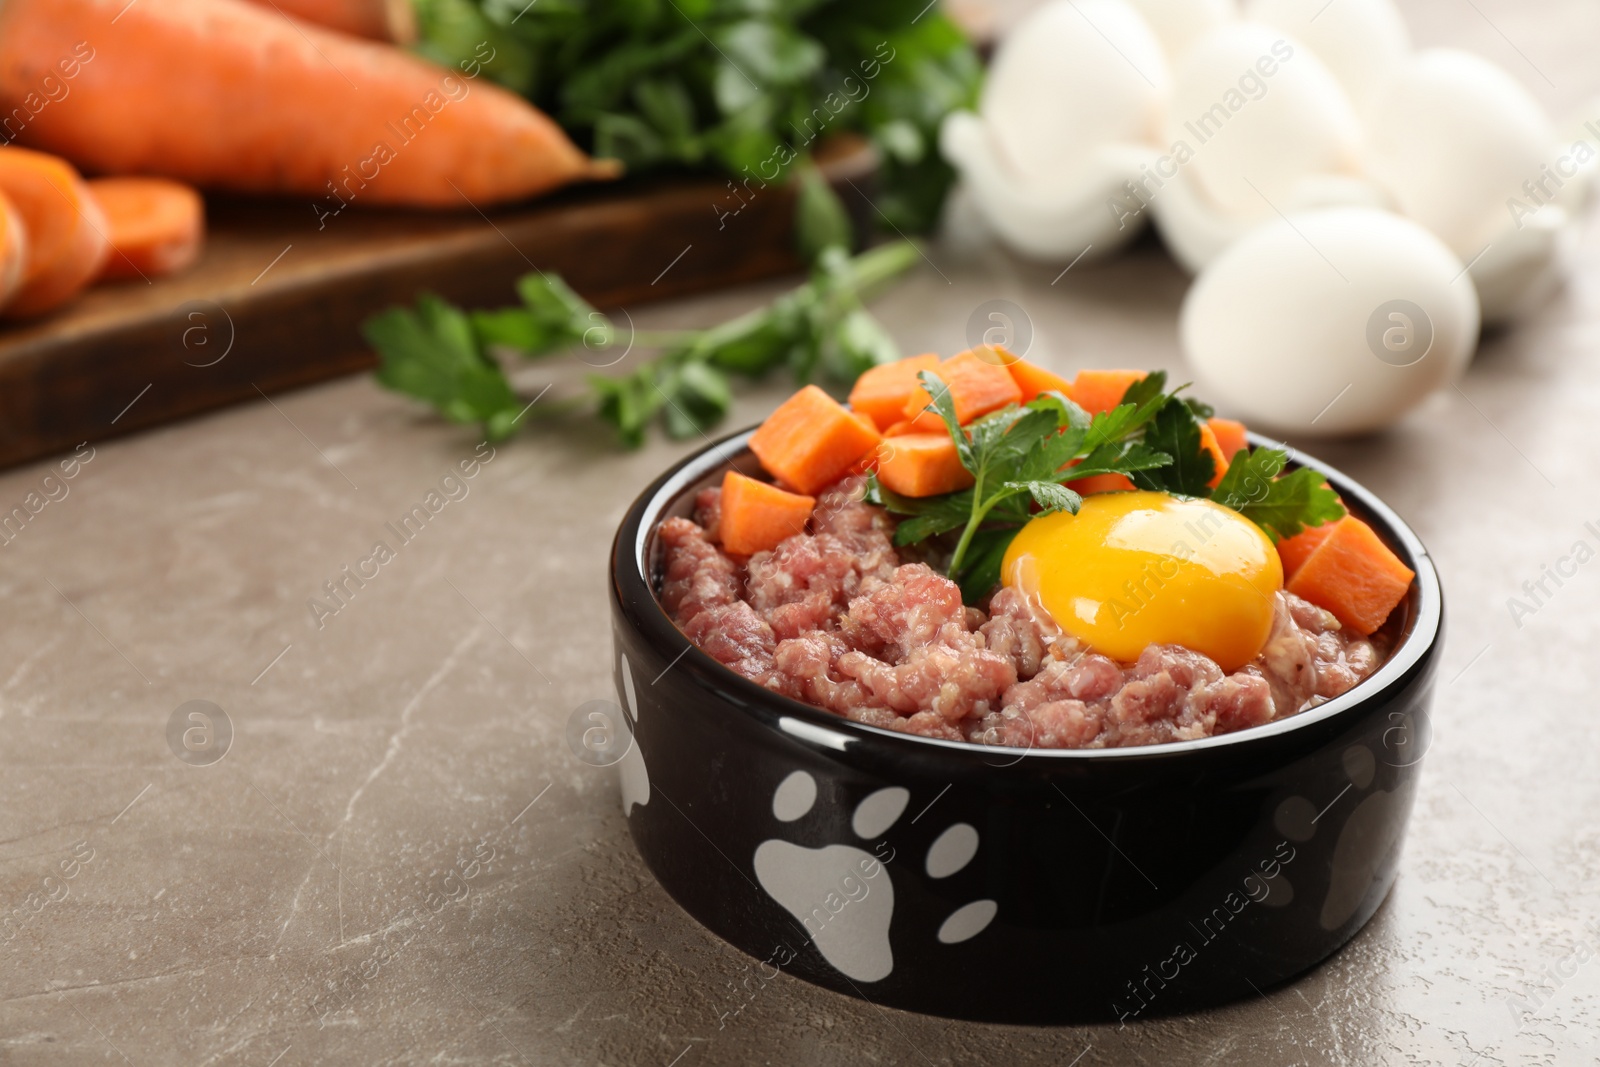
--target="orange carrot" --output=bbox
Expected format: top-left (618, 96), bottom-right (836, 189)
top-left (881, 419), bottom-right (917, 437)
top-left (847, 353), bottom-right (940, 431)
top-left (1286, 516), bottom-right (1415, 636)
top-left (1068, 473), bottom-right (1135, 494)
top-left (1209, 417), bottom-right (1249, 462)
top-left (902, 348), bottom-right (1023, 432)
top-left (1275, 522), bottom-right (1335, 579)
top-left (874, 434), bottom-right (975, 498)
top-left (0, 146), bottom-right (108, 318)
top-left (88, 177), bottom-right (204, 281)
top-left (0, 0), bottom-right (617, 208)
top-left (719, 471), bottom-right (815, 556)
top-left (1071, 369), bottom-right (1147, 415)
top-left (239, 0), bottom-right (416, 43)
top-left (1007, 358), bottom-right (1075, 404)
top-left (750, 385), bottom-right (882, 495)
top-left (0, 189), bottom-right (27, 308)
top-left (1198, 422), bottom-right (1229, 489)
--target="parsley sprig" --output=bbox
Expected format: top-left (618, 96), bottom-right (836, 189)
top-left (411, 0), bottom-right (982, 232)
top-left (867, 368), bottom-right (1346, 602)
top-left (1210, 448), bottom-right (1345, 541)
top-left (363, 226), bottom-right (917, 447)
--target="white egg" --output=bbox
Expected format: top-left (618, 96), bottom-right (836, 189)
top-left (980, 0), bottom-right (1168, 185)
top-left (1244, 0), bottom-right (1410, 109)
top-left (1124, 0), bottom-right (1236, 64)
top-left (1366, 49), bottom-right (1555, 258)
top-left (1165, 24), bottom-right (1364, 221)
top-left (1181, 207), bottom-right (1480, 435)
top-left (1153, 164), bottom-right (1390, 273)
top-left (1552, 96), bottom-right (1600, 215)
top-left (1468, 205), bottom-right (1573, 324)
top-left (941, 115), bottom-right (1160, 260)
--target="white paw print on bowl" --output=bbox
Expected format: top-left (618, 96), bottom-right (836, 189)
top-left (1271, 743), bottom-right (1413, 930)
top-left (753, 771), bottom-right (998, 983)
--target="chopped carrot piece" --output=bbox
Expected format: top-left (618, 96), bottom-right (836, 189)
top-left (847, 353), bottom-right (940, 431)
top-left (901, 348), bottom-right (1023, 432)
top-left (1209, 417), bottom-right (1249, 462)
top-left (1007, 358), bottom-right (1076, 404)
top-left (749, 384), bottom-right (881, 495)
top-left (841, 413), bottom-right (884, 475)
top-left (881, 419), bottom-right (917, 437)
top-left (1071, 369), bottom-right (1147, 415)
top-left (1286, 516), bottom-right (1415, 636)
top-left (874, 433), bottom-right (975, 498)
top-left (1275, 522), bottom-right (1336, 579)
top-left (89, 177), bottom-right (204, 281)
top-left (0, 146), bottom-right (109, 318)
top-left (718, 471), bottom-right (815, 556)
top-left (1198, 422), bottom-right (1229, 489)
top-left (1068, 473), bottom-right (1135, 494)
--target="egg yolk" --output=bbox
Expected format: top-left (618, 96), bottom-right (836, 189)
top-left (1000, 491), bottom-right (1284, 672)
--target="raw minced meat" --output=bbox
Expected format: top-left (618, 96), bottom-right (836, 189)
top-left (656, 477), bottom-right (1386, 750)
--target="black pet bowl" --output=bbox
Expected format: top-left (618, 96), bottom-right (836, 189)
top-left (608, 429), bottom-right (1441, 1024)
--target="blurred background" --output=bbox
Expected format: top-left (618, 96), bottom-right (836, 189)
top-left (1, 0), bottom-right (1597, 1064)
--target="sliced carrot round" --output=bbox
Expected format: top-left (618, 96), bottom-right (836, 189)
top-left (0, 189), bottom-right (29, 309)
top-left (0, 146), bottom-right (109, 317)
top-left (89, 177), bottom-right (205, 281)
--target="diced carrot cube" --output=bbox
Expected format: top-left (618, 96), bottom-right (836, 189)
top-left (1068, 473), bottom-right (1135, 494)
top-left (1286, 516), bottom-right (1415, 636)
top-left (1071, 369), bottom-right (1147, 415)
top-left (1198, 422), bottom-right (1229, 489)
top-left (718, 471), bottom-right (816, 556)
top-left (1275, 522), bottom-right (1336, 579)
top-left (1007, 358), bottom-right (1076, 404)
top-left (1209, 417), bottom-right (1249, 463)
top-left (847, 353), bottom-right (940, 431)
top-left (749, 384), bottom-right (881, 495)
top-left (874, 433), bottom-right (975, 498)
top-left (901, 348), bottom-right (1024, 432)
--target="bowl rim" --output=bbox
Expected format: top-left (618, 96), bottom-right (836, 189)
top-left (613, 426), bottom-right (1442, 763)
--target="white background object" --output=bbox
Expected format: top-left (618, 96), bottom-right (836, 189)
top-left (1181, 207), bottom-right (1480, 435)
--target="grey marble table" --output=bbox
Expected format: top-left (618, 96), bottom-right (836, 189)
top-left (4, 1), bottom-right (1600, 1063)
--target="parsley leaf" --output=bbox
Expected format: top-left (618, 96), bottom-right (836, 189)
top-left (366, 242), bottom-right (919, 447)
top-left (1131, 396), bottom-right (1216, 496)
top-left (1001, 480), bottom-right (1082, 515)
top-left (876, 372), bottom-right (1172, 600)
top-left (364, 295), bottom-right (526, 440)
top-left (1211, 448), bottom-right (1346, 541)
top-left (470, 273), bottom-right (599, 354)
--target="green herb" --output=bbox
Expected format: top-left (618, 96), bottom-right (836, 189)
top-left (1130, 394), bottom-right (1216, 496)
top-left (363, 238), bottom-right (919, 446)
top-left (869, 369), bottom-right (1346, 601)
top-left (867, 372), bottom-right (1171, 600)
top-left (365, 294), bottom-right (527, 441)
top-left (1210, 447), bottom-right (1346, 542)
top-left (410, 0), bottom-right (981, 232)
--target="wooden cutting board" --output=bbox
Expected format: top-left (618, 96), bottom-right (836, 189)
top-left (0, 138), bottom-right (876, 471)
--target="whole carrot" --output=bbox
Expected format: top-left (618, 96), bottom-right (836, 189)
top-left (239, 0), bottom-right (417, 43)
top-left (0, 0), bottom-right (618, 209)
